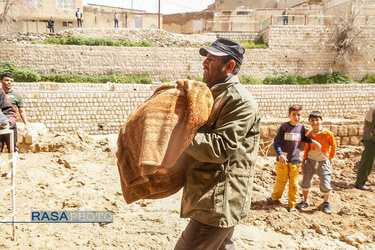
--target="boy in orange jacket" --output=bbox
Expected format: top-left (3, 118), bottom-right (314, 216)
top-left (297, 110), bottom-right (337, 213)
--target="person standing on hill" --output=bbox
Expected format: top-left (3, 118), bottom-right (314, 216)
top-left (355, 104), bottom-right (375, 191)
top-left (282, 8), bottom-right (289, 25)
top-left (76, 8), bottom-right (83, 28)
top-left (114, 12), bottom-right (120, 28)
top-left (47, 16), bottom-right (55, 33)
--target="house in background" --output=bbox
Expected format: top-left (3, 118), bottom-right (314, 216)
top-left (0, 0), bottom-right (83, 32)
top-left (162, 0), bottom-right (324, 34)
top-left (0, 0), bottom-right (160, 33)
top-left (163, 0), bottom-right (375, 35)
top-left (83, 4), bottom-right (161, 29)
top-left (163, 11), bottom-right (213, 34)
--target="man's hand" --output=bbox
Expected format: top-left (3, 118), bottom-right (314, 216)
top-left (312, 139), bottom-right (322, 150)
top-left (24, 124), bottom-right (30, 134)
top-left (279, 154), bottom-right (287, 164)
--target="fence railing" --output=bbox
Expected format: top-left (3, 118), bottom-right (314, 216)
top-left (261, 15), bottom-right (335, 28)
top-left (261, 15), bottom-right (375, 29)
top-left (204, 15), bottom-right (375, 33)
top-left (205, 20), bottom-right (261, 32)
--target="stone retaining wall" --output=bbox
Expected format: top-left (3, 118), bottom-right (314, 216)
top-left (13, 83), bottom-right (374, 145)
top-left (1, 26), bottom-right (374, 81)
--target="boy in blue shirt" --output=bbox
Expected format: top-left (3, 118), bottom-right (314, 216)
top-left (267, 105), bottom-right (321, 212)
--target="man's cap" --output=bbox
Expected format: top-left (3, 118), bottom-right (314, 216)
top-left (199, 37), bottom-right (245, 65)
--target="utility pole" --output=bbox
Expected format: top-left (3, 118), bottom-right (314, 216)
top-left (158, 0), bottom-right (161, 29)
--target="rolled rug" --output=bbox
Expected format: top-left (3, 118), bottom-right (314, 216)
top-left (117, 80), bottom-right (213, 204)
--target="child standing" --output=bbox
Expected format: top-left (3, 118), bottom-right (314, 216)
top-left (296, 110), bottom-right (337, 213)
top-left (268, 105), bottom-right (321, 212)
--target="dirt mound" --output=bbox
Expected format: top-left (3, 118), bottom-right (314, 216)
top-left (30, 130), bottom-right (95, 153)
top-left (58, 28), bottom-right (217, 47)
top-left (0, 28), bottom-right (216, 47)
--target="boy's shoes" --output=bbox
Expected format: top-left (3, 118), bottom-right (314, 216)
top-left (296, 201), bottom-right (309, 209)
top-left (322, 202), bottom-right (332, 213)
top-left (267, 197), bottom-right (281, 205)
top-left (288, 207), bottom-right (298, 213)
top-left (355, 185), bottom-right (373, 191)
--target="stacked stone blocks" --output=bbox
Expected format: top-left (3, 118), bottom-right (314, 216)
top-left (11, 82), bottom-right (373, 152)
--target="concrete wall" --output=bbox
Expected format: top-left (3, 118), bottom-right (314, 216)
top-left (163, 12), bottom-right (214, 34)
top-left (12, 83), bottom-right (374, 140)
top-left (83, 5), bottom-right (161, 29)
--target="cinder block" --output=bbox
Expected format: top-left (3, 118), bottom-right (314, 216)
top-left (25, 134), bottom-right (33, 144)
top-left (18, 134), bottom-right (24, 143)
top-left (358, 126), bottom-right (364, 136)
top-left (341, 137), bottom-right (350, 146)
top-left (348, 126), bottom-right (358, 136)
top-left (330, 125), bottom-right (338, 136)
top-left (350, 136), bottom-right (361, 146)
top-left (338, 126), bottom-right (348, 137)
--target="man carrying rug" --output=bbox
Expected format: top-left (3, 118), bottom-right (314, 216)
top-left (175, 38), bottom-right (261, 249)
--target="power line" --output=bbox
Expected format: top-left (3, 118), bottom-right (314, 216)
top-left (164, 0), bottom-right (202, 11)
top-left (200, 0), bottom-right (214, 4)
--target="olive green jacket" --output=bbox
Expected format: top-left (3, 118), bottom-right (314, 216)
top-left (363, 104), bottom-right (375, 141)
top-left (180, 75), bottom-right (260, 227)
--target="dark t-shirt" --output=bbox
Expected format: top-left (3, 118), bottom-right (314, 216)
top-left (273, 122), bottom-right (312, 163)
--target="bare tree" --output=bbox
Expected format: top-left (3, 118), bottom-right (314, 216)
top-left (328, 0), bottom-right (374, 67)
top-left (0, 0), bottom-right (25, 33)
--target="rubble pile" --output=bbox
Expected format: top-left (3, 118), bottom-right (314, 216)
top-left (0, 28), bottom-right (216, 47)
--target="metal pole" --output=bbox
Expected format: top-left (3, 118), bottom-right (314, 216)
top-left (11, 130), bottom-right (15, 241)
top-left (158, 0), bottom-right (161, 29)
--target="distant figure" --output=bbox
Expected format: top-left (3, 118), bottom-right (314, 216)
top-left (355, 104), bottom-right (375, 191)
top-left (47, 17), bottom-right (55, 33)
top-left (76, 8), bottom-right (83, 28)
top-left (282, 8), bottom-right (289, 25)
top-left (114, 12), bottom-right (119, 28)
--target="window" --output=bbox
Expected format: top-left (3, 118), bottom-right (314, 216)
top-left (62, 21), bottom-right (73, 27)
top-left (237, 11), bottom-right (249, 15)
top-left (24, 0), bottom-right (42, 8)
top-left (57, 0), bottom-right (75, 10)
top-left (134, 15), bottom-right (143, 28)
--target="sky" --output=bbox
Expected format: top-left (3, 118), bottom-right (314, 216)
top-left (82, 0), bottom-right (215, 14)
